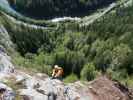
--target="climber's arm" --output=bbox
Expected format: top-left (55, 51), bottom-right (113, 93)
top-left (52, 69), bottom-right (56, 77)
top-left (55, 70), bottom-right (62, 77)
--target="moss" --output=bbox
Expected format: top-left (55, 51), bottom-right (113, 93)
top-left (64, 73), bottom-right (78, 83)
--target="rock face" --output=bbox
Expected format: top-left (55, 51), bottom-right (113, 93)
top-left (0, 82), bottom-right (15, 100)
top-left (0, 51), bottom-right (132, 100)
top-left (80, 77), bottom-right (131, 100)
top-left (14, 76), bottom-right (133, 100)
top-left (0, 49), bottom-right (14, 73)
top-left (0, 25), bottom-right (14, 52)
top-left (0, 51), bottom-right (15, 100)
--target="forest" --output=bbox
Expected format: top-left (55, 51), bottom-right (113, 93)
top-left (9, 0), bottom-right (116, 18)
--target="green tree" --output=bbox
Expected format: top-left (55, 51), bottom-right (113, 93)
top-left (90, 39), bottom-right (114, 72)
top-left (111, 43), bottom-right (132, 70)
top-left (80, 62), bottom-right (96, 81)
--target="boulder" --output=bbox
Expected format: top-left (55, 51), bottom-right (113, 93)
top-left (0, 51), bottom-right (14, 73)
top-left (19, 89), bottom-right (47, 100)
top-left (0, 82), bottom-right (15, 100)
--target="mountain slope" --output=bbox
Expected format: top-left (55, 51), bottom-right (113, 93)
top-left (0, 50), bottom-right (132, 100)
top-left (0, 1), bottom-right (133, 100)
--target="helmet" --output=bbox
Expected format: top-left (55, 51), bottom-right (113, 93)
top-left (54, 65), bottom-right (59, 69)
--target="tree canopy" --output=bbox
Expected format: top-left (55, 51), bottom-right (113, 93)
top-left (10, 0), bottom-right (116, 18)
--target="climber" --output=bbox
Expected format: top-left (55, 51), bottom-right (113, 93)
top-left (51, 65), bottom-right (64, 80)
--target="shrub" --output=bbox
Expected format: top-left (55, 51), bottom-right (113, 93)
top-left (64, 73), bottom-right (78, 83)
top-left (37, 65), bottom-right (52, 75)
top-left (80, 62), bottom-right (96, 81)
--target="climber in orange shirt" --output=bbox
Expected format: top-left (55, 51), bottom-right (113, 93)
top-left (52, 65), bottom-right (64, 80)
